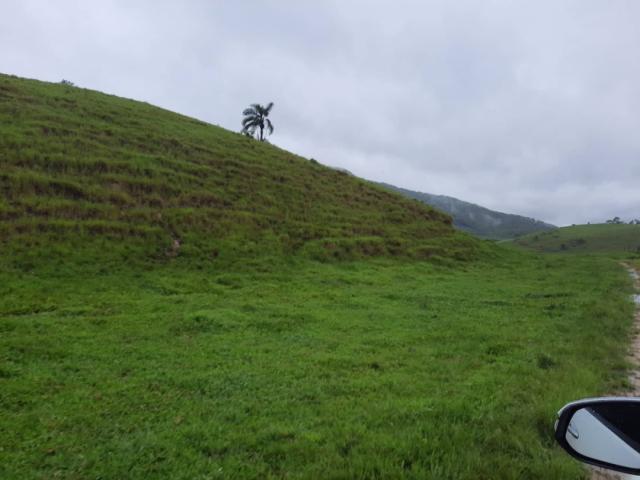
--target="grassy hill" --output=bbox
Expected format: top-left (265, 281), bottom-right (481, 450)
top-left (513, 223), bottom-right (640, 255)
top-left (1, 74), bottom-right (636, 479)
top-left (379, 183), bottom-right (555, 240)
top-left (0, 74), bottom-right (481, 267)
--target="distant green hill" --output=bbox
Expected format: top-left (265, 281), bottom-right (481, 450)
top-left (0, 74), bottom-right (484, 266)
top-left (378, 183), bottom-right (555, 240)
top-left (513, 223), bottom-right (640, 255)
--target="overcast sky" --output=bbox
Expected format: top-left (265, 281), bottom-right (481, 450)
top-left (2, 1), bottom-right (639, 225)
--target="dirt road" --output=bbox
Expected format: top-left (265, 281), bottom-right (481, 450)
top-left (591, 264), bottom-right (640, 480)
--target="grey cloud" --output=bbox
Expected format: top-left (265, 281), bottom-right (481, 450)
top-left (2, 0), bottom-right (639, 225)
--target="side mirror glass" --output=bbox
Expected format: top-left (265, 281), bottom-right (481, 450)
top-left (555, 398), bottom-right (640, 474)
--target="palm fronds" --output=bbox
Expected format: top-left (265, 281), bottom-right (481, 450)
top-left (241, 102), bottom-right (274, 141)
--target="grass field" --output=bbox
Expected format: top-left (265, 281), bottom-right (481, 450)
top-left (0, 73), bottom-right (479, 265)
top-left (1, 252), bottom-right (635, 479)
top-left (513, 223), bottom-right (640, 256)
top-left (1, 74), bottom-right (638, 479)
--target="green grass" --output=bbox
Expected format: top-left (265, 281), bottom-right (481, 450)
top-left (1, 73), bottom-right (638, 478)
top-left (513, 223), bottom-right (640, 256)
top-left (0, 252), bottom-right (635, 479)
top-left (0, 73), bottom-right (480, 265)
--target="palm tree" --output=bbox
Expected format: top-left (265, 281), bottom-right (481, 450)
top-left (241, 102), bottom-right (274, 141)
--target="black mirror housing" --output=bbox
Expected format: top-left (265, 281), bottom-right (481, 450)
top-left (555, 397), bottom-right (640, 475)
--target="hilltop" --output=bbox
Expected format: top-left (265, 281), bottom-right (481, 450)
top-left (0, 74), bottom-right (482, 266)
top-left (513, 223), bottom-right (640, 255)
top-left (379, 183), bottom-right (555, 240)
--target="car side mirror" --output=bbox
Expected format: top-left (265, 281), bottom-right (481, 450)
top-left (555, 397), bottom-right (640, 475)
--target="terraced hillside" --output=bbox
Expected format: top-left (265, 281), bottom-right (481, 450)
top-left (0, 74), bottom-right (480, 265)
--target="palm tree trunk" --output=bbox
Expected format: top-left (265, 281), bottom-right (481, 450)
top-left (260, 126), bottom-right (264, 141)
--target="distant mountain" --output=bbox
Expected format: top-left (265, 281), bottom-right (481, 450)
top-left (379, 183), bottom-right (556, 240)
